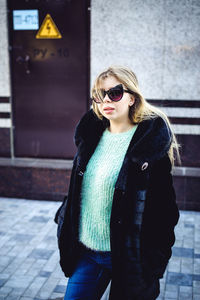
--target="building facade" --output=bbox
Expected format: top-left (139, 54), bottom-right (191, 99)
top-left (0, 0), bottom-right (200, 210)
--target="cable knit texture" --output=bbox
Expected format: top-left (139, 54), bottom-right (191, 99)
top-left (79, 125), bottom-right (138, 251)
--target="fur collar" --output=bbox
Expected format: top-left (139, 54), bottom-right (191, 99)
top-left (74, 109), bottom-right (172, 171)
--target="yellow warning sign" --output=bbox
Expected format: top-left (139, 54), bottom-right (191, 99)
top-left (36, 14), bottom-right (62, 39)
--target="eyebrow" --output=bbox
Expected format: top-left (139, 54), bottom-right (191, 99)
top-left (100, 84), bottom-right (121, 91)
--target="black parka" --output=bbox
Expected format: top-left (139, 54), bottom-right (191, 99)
top-left (55, 109), bottom-right (179, 300)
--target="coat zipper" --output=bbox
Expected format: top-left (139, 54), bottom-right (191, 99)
top-left (78, 170), bottom-right (84, 176)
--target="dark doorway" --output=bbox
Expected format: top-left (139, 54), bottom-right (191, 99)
top-left (8, 0), bottom-right (90, 159)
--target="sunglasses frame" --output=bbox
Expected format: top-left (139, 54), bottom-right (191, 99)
top-left (92, 84), bottom-right (134, 103)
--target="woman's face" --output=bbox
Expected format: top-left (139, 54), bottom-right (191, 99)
top-left (97, 76), bottom-right (135, 123)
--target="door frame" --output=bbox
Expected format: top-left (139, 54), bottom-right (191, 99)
top-left (7, 0), bottom-right (91, 159)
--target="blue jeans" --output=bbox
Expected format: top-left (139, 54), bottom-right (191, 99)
top-left (64, 242), bottom-right (112, 300)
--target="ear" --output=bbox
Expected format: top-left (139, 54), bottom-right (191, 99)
top-left (129, 96), bottom-right (135, 106)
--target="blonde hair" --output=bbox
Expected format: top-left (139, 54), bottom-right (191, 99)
top-left (91, 65), bottom-right (181, 167)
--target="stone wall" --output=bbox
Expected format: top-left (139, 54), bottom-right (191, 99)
top-left (91, 0), bottom-right (200, 100)
top-left (0, 0), bottom-right (10, 97)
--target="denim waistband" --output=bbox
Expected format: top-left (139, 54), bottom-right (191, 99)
top-left (78, 241), bottom-right (111, 255)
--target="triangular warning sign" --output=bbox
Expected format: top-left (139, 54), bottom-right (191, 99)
top-left (36, 14), bottom-right (62, 39)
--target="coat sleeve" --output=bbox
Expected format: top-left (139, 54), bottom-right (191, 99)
top-left (141, 153), bottom-right (180, 279)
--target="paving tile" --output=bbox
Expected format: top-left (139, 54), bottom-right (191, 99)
top-left (183, 239), bottom-right (194, 248)
top-left (9, 234), bottom-right (34, 243)
top-left (23, 276), bottom-right (47, 298)
top-left (38, 271), bottom-right (51, 278)
top-left (5, 245), bottom-right (24, 256)
top-left (8, 287), bottom-right (27, 297)
top-left (29, 216), bottom-right (50, 223)
top-left (172, 247), bottom-right (194, 258)
top-left (184, 223), bottom-right (194, 228)
top-left (4, 275), bottom-right (34, 289)
top-left (28, 249), bottom-right (54, 260)
top-left (0, 286), bottom-right (12, 296)
top-left (48, 294), bottom-right (64, 300)
top-left (42, 251), bottom-right (59, 273)
top-left (0, 280), bottom-right (7, 288)
top-left (13, 258), bottom-right (35, 276)
top-left (194, 258), bottom-right (200, 274)
top-left (181, 257), bottom-right (194, 273)
top-left (26, 259), bottom-right (48, 277)
top-left (3, 257), bottom-right (26, 275)
top-left (166, 272), bottom-right (193, 286)
top-left (179, 285), bottom-right (192, 293)
top-left (39, 209), bottom-right (49, 213)
top-left (0, 246), bottom-right (13, 256)
top-left (193, 280), bottom-right (200, 288)
top-left (178, 285), bottom-right (192, 299)
top-left (5, 295), bottom-right (21, 300)
top-left (164, 290), bottom-right (178, 298)
top-left (17, 245), bottom-right (36, 259)
top-left (0, 256), bottom-right (14, 268)
top-left (58, 278), bottom-right (68, 286)
top-left (193, 287), bottom-right (200, 294)
top-left (195, 234), bottom-right (200, 242)
top-left (193, 274), bottom-right (200, 281)
top-left (178, 292), bottom-right (192, 300)
top-left (165, 284), bottom-right (179, 292)
top-left (168, 257), bottom-right (181, 273)
top-left (36, 277), bottom-right (59, 299)
top-left (53, 284), bottom-right (66, 293)
top-left (0, 275), bottom-right (10, 282)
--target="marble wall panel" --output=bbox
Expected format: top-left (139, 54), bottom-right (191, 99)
top-left (91, 0), bottom-right (200, 100)
top-left (0, 0), bottom-right (10, 97)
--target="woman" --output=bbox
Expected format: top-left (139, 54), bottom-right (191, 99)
top-left (55, 66), bottom-right (180, 300)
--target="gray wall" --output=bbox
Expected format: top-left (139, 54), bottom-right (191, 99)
top-left (0, 0), bottom-right (10, 97)
top-left (91, 0), bottom-right (200, 100)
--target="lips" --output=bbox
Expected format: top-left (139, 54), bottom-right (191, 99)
top-left (103, 107), bottom-right (115, 111)
top-left (103, 107), bottom-right (115, 114)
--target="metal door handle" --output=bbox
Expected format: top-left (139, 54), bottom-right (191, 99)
top-left (16, 55), bottom-right (31, 74)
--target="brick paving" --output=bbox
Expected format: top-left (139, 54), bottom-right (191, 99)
top-left (0, 197), bottom-right (200, 300)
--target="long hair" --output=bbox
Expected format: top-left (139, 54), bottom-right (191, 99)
top-left (91, 65), bottom-right (181, 167)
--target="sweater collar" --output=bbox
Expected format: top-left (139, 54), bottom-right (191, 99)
top-left (74, 109), bottom-right (172, 170)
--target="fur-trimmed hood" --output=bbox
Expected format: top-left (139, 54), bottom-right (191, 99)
top-left (74, 109), bottom-right (172, 171)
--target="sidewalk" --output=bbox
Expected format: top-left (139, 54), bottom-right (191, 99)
top-left (0, 197), bottom-right (199, 300)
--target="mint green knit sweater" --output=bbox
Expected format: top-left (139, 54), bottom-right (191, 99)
top-left (79, 125), bottom-right (138, 251)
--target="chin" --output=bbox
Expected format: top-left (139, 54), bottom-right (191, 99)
top-left (103, 115), bottom-right (116, 121)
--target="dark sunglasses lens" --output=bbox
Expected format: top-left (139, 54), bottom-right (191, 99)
top-left (109, 88), bottom-right (123, 101)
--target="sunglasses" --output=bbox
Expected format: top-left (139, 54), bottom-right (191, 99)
top-left (92, 84), bottom-right (134, 103)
